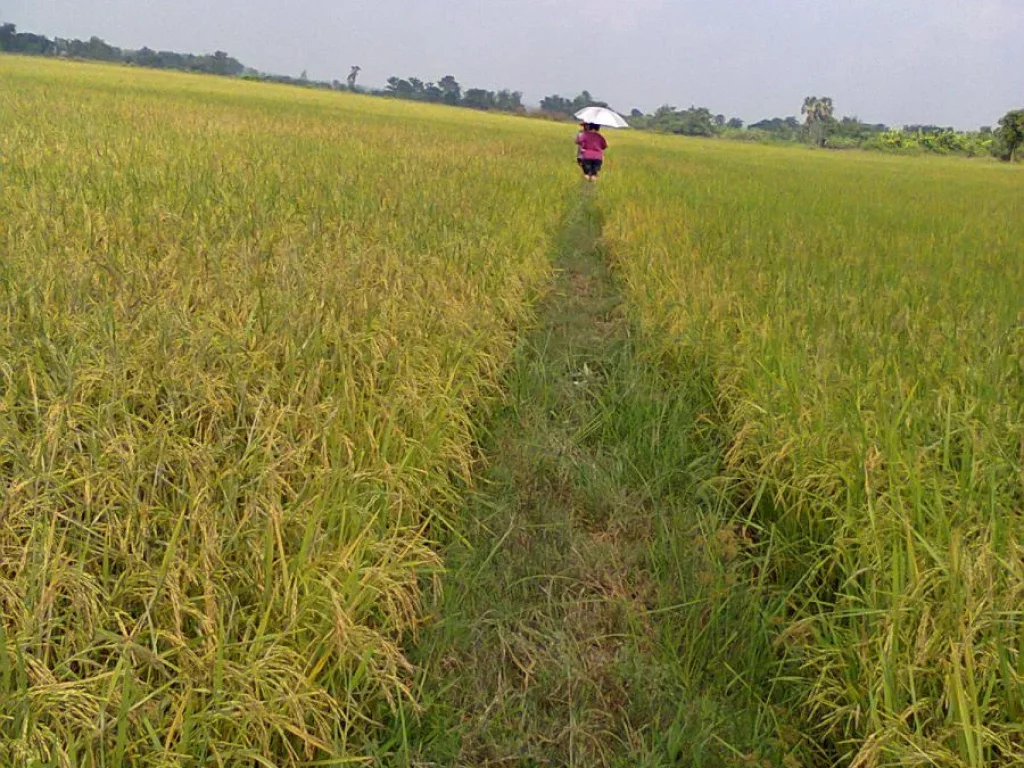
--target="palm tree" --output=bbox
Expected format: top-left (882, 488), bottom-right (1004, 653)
top-left (346, 65), bottom-right (361, 90)
top-left (802, 96), bottom-right (835, 147)
top-left (997, 109), bottom-right (1024, 162)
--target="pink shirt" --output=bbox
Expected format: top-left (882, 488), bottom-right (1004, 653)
top-left (576, 131), bottom-right (608, 161)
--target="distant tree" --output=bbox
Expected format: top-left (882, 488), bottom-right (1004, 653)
top-left (423, 82), bottom-right (443, 102)
top-left (204, 50), bottom-right (243, 76)
top-left (644, 105), bottom-right (672, 129)
top-left (832, 115), bottom-right (887, 143)
top-left (540, 91), bottom-right (608, 117)
top-left (714, 114), bottom-right (726, 127)
top-left (727, 117), bottom-right (744, 129)
top-left (494, 89), bottom-right (524, 112)
top-left (571, 90), bottom-right (609, 112)
top-left (571, 90), bottom-right (593, 113)
top-left (462, 88), bottom-right (496, 110)
top-left (438, 75), bottom-right (462, 105)
top-left (801, 95), bottom-right (835, 147)
top-left (0, 22), bottom-right (16, 47)
top-left (903, 124), bottom-right (949, 135)
top-left (385, 76), bottom-right (414, 97)
top-left (749, 116), bottom-right (803, 141)
top-left (85, 35), bottom-right (119, 61)
top-left (347, 65), bottom-right (361, 89)
top-left (540, 94), bottom-right (574, 115)
top-left (130, 46), bottom-right (156, 66)
top-left (300, 69), bottom-right (308, 81)
top-left (678, 106), bottom-right (716, 136)
top-left (630, 108), bottom-right (644, 118)
top-left (645, 105), bottom-right (717, 136)
top-left (996, 109), bottom-right (1024, 162)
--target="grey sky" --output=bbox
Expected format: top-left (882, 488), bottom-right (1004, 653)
top-left (7, 0), bottom-right (1022, 128)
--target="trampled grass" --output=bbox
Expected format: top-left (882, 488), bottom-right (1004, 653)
top-left (3, 53), bottom-right (1023, 768)
top-left (603, 134), bottom-right (1024, 765)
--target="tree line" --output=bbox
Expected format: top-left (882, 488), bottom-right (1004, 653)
top-left (380, 75), bottom-right (525, 113)
top-left (592, 97), bottom-right (1021, 161)
top-left (3, 22), bottom-right (1021, 161)
top-left (1, 23), bottom-right (246, 76)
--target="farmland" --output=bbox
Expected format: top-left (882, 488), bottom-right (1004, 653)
top-left (602, 137), bottom-right (1024, 765)
top-left (1, 55), bottom-right (1022, 767)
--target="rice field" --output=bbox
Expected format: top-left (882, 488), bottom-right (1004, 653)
top-left (603, 136), bottom-right (1024, 765)
top-left (1, 54), bottom-right (1022, 767)
top-left (0, 55), bottom-right (569, 764)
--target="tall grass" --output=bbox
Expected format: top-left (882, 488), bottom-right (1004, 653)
top-left (603, 135), bottom-right (1024, 765)
top-left (0, 55), bottom-right (569, 765)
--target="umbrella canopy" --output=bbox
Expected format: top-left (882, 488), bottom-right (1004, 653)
top-left (574, 106), bottom-right (629, 129)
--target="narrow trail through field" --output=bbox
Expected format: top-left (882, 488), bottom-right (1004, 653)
top-left (403, 188), bottom-right (652, 767)
top-left (388, 188), bottom-right (778, 767)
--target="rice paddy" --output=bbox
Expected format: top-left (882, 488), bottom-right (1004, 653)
top-left (1, 54), bottom-right (1021, 767)
top-left (603, 135), bottom-right (1024, 766)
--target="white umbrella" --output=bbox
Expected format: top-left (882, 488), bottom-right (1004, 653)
top-left (574, 106), bottom-right (629, 129)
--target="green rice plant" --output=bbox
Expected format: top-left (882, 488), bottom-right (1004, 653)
top-left (602, 134), bottom-right (1024, 765)
top-left (0, 54), bottom-right (573, 765)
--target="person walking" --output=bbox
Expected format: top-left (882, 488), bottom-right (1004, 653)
top-left (576, 123), bottom-right (608, 182)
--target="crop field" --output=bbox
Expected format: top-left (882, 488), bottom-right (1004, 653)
top-left (603, 138), bottom-right (1024, 765)
top-left (1, 55), bottom-right (1022, 767)
top-left (0, 56), bottom-right (570, 764)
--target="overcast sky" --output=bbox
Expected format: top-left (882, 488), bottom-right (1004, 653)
top-left (7, 0), bottom-right (1022, 128)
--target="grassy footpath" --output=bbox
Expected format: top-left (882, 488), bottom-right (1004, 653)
top-left (389, 189), bottom-right (795, 767)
